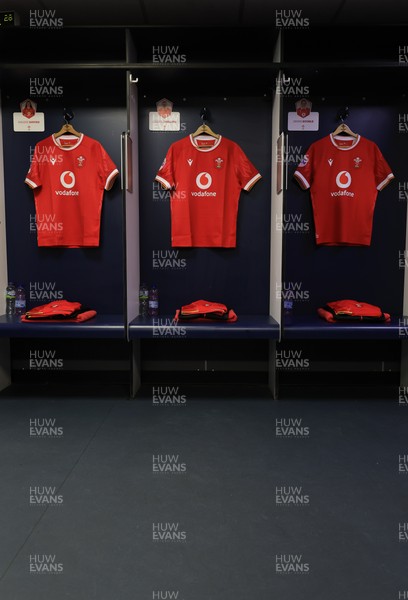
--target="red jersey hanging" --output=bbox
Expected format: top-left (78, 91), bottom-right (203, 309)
top-left (25, 134), bottom-right (119, 247)
top-left (293, 134), bottom-right (394, 246)
top-left (155, 134), bottom-right (262, 247)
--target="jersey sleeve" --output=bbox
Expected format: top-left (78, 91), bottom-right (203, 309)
top-left (24, 144), bottom-right (42, 189)
top-left (374, 144), bottom-right (394, 191)
top-left (155, 145), bottom-right (175, 190)
top-left (99, 145), bottom-right (119, 191)
top-left (234, 144), bottom-right (262, 191)
top-left (293, 145), bottom-right (313, 189)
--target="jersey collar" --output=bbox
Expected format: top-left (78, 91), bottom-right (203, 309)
top-left (330, 133), bottom-right (361, 150)
top-left (189, 134), bottom-right (222, 152)
top-left (52, 133), bottom-right (84, 150)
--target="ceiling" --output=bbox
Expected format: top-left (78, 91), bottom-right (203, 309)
top-left (3, 0), bottom-right (408, 27)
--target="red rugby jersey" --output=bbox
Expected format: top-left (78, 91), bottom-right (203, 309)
top-left (293, 134), bottom-right (394, 246)
top-left (25, 134), bottom-right (119, 247)
top-left (155, 134), bottom-right (261, 247)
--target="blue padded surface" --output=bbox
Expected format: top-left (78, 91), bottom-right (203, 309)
top-left (0, 314), bottom-right (125, 339)
top-left (129, 315), bottom-right (280, 340)
top-left (283, 315), bottom-right (406, 340)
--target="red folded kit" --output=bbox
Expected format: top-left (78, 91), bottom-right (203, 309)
top-left (20, 300), bottom-right (97, 323)
top-left (174, 300), bottom-right (238, 322)
top-left (318, 299), bottom-right (390, 323)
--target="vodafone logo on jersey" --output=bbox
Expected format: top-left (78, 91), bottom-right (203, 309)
top-left (335, 171), bottom-right (352, 189)
top-left (55, 171), bottom-right (79, 196)
top-left (331, 170), bottom-right (354, 198)
top-left (60, 171), bottom-right (75, 189)
top-left (191, 171), bottom-right (216, 197)
top-left (196, 172), bottom-right (212, 190)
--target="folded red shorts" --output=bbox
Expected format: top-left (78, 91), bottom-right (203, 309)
top-left (20, 300), bottom-right (97, 323)
top-left (318, 299), bottom-right (390, 323)
top-left (174, 300), bottom-right (238, 322)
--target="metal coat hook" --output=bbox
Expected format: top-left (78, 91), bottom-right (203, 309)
top-left (129, 74), bottom-right (138, 84)
top-left (200, 107), bottom-right (209, 124)
top-left (336, 106), bottom-right (350, 123)
top-left (63, 107), bottom-right (74, 124)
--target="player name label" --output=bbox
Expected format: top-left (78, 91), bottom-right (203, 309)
top-left (288, 111), bottom-right (319, 131)
top-left (13, 113), bottom-right (45, 132)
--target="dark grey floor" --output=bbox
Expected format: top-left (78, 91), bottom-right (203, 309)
top-left (0, 383), bottom-right (407, 600)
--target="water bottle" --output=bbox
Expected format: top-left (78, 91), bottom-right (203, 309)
top-left (5, 282), bottom-right (16, 315)
top-left (283, 299), bottom-right (293, 322)
top-left (139, 282), bottom-right (149, 317)
top-left (148, 284), bottom-right (159, 317)
top-left (15, 284), bottom-right (26, 316)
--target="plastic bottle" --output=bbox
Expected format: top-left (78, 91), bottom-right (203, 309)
top-left (5, 282), bottom-right (16, 315)
top-left (139, 282), bottom-right (149, 317)
top-left (148, 284), bottom-right (159, 317)
top-left (15, 284), bottom-right (26, 316)
top-left (283, 299), bottom-right (293, 322)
